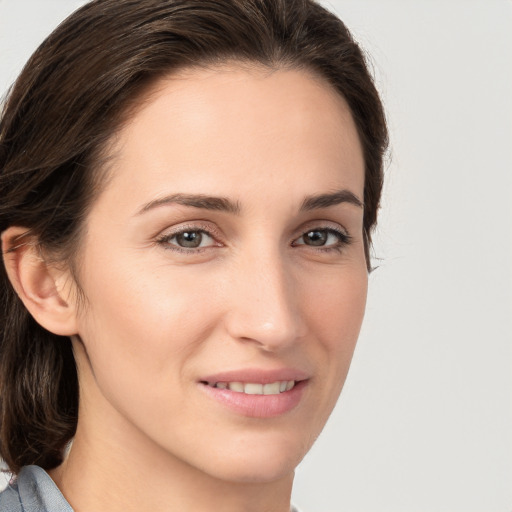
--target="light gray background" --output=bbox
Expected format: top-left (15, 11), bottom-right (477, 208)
top-left (1, 1), bottom-right (511, 511)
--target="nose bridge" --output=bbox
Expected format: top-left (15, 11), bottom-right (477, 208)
top-left (225, 243), bottom-right (305, 350)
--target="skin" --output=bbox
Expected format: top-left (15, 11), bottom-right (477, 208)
top-left (7, 65), bottom-right (367, 512)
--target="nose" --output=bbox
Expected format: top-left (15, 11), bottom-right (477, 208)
top-left (223, 248), bottom-right (307, 352)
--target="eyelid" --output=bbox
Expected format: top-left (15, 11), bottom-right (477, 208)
top-left (158, 221), bottom-right (222, 238)
top-left (294, 220), bottom-right (350, 238)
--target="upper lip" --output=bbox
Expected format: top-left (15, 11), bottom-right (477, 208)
top-left (200, 368), bottom-right (310, 385)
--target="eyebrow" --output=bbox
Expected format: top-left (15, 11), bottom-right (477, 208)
top-left (299, 189), bottom-right (363, 211)
top-left (137, 193), bottom-right (241, 215)
top-left (136, 188), bottom-right (363, 216)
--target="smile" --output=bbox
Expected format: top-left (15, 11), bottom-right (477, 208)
top-left (199, 376), bottom-right (307, 418)
top-left (206, 381), bottom-right (296, 394)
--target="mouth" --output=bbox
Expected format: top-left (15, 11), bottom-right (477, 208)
top-left (201, 380), bottom-right (297, 395)
top-left (198, 370), bottom-right (309, 418)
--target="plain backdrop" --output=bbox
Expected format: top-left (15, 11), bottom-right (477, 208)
top-left (1, 1), bottom-right (511, 511)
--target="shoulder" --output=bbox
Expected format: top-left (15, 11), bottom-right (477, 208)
top-left (0, 466), bottom-right (73, 512)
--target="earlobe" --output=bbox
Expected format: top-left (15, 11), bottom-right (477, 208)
top-left (1, 226), bottom-right (79, 336)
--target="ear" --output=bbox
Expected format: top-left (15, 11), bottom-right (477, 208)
top-left (1, 226), bottom-right (79, 336)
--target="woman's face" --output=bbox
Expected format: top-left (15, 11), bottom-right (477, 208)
top-left (70, 65), bottom-right (367, 483)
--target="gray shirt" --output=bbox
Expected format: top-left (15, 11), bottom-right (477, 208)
top-left (0, 466), bottom-right (72, 512)
top-left (0, 465), bottom-right (302, 511)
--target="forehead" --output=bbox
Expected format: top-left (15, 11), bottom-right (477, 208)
top-left (101, 64), bottom-right (365, 209)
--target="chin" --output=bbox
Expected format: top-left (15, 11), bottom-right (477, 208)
top-left (194, 431), bottom-right (311, 484)
top-left (208, 457), bottom-right (298, 485)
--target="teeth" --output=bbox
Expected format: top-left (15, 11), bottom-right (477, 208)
top-left (263, 382), bottom-right (280, 395)
top-left (244, 383), bottom-right (263, 394)
top-left (213, 380), bottom-right (296, 395)
top-left (228, 382), bottom-right (244, 393)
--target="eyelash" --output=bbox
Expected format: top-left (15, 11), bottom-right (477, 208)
top-left (156, 225), bottom-right (352, 255)
top-left (293, 227), bottom-right (352, 253)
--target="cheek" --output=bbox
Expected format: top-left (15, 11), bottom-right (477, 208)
top-left (289, 262), bottom-right (367, 440)
top-left (75, 253), bottom-right (219, 384)
top-left (300, 262), bottom-right (367, 388)
top-left (304, 263), bottom-right (367, 346)
top-left (73, 256), bottom-right (223, 442)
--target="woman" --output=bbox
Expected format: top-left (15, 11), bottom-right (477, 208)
top-left (0, 0), bottom-right (387, 510)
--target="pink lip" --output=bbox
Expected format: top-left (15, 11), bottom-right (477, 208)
top-left (198, 368), bottom-right (310, 418)
top-left (200, 367), bottom-right (309, 385)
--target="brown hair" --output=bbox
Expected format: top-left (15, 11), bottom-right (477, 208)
top-left (0, 0), bottom-right (388, 474)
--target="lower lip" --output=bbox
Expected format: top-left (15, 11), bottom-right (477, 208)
top-left (199, 380), bottom-right (307, 418)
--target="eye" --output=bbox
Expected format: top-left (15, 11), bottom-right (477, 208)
top-left (293, 227), bottom-right (350, 250)
top-left (157, 228), bottom-right (218, 251)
